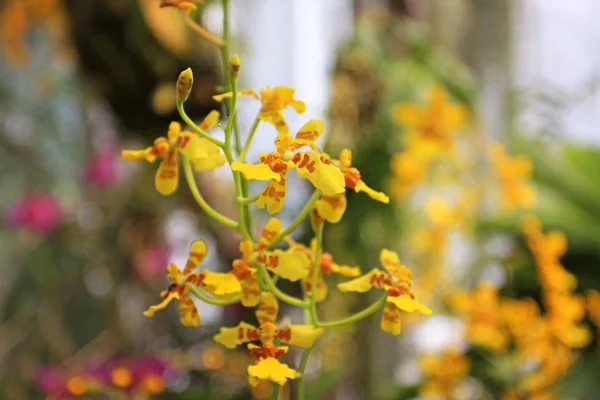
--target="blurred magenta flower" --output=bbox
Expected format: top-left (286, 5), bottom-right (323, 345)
top-left (34, 355), bottom-right (172, 399)
top-left (6, 192), bottom-right (62, 233)
top-left (134, 246), bottom-right (171, 281)
top-left (84, 144), bottom-right (121, 187)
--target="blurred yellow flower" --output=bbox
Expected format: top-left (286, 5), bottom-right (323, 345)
top-left (490, 142), bottom-right (536, 210)
top-left (419, 348), bottom-right (470, 400)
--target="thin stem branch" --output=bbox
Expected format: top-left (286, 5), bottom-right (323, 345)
top-left (308, 228), bottom-right (323, 327)
top-left (182, 157), bottom-right (238, 229)
top-left (239, 117), bottom-right (261, 162)
top-left (256, 262), bottom-right (308, 308)
top-left (177, 102), bottom-right (224, 148)
top-left (238, 193), bottom-right (260, 205)
top-left (296, 346), bottom-right (314, 400)
top-left (187, 284), bottom-right (240, 306)
top-left (268, 190), bottom-right (322, 249)
top-left (319, 296), bottom-right (388, 328)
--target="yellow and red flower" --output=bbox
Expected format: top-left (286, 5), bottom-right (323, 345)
top-left (231, 120), bottom-right (345, 214)
top-left (214, 292), bottom-right (323, 386)
top-left (203, 218), bottom-right (311, 306)
top-left (122, 113), bottom-right (226, 195)
top-left (338, 249), bottom-right (431, 335)
top-left (143, 240), bottom-right (239, 327)
top-left (213, 86), bottom-right (305, 135)
top-left (285, 237), bottom-right (360, 302)
top-left (315, 149), bottom-right (389, 223)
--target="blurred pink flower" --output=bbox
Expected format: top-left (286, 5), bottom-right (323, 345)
top-left (84, 145), bottom-right (121, 187)
top-left (6, 192), bottom-right (62, 233)
top-left (134, 246), bottom-right (171, 281)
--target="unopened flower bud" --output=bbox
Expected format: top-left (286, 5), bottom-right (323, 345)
top-left (230, 54), bottom-right (240, 80)
top-left (176, 68), bottom-right (193, 104)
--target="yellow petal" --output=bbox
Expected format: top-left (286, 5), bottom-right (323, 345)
top-left (274, 86), bottom-right (305, 113)
top-left (258, 250), bottom-right (310, 281)
top-left (269, 111), bottom-right (289, 135)
top-left (339, 149), bottom-right (352, 169)
top-left (381, 302), bottom-right (402, 335)
top-left (387, 294), bottom-right (432, 315)
top-left (143, 292), bottom-right (179, 317)
top-left (183, 240), bottom-right (207, 274)
top-left (214, 322), bottom-right (258, 349)
top-left (294, 152), bottom-right (345, 195)
top-left (231, 162), bottom-right (281, 181)
top-left (355, 180), bottom-right (389, 203)
top-left (167, 121), bottom-right (182, 140)
top-left (304, 273), bottom-right (328, 302)
top-left (199, 110), bottom-right (220, 131)
top-left (155, 151), bottom-right (179, 195)
top-left (256, 175), bottom-right (287, 214)
top-left (213, 88), bottom-right (259, 102)
top-left (178, 293), bottom-right (201, 327)
top-left (239, 274), bottom-right (261, 307)
top-left (177, 134), bottom-right (227, 171)
top-left (122, 148), bottom-right (155, 162)
top-left (247, 358), bottom-right (296, 386)
top-left (337, 268), bottom-right (388, 293)
top-left (166, 263), bottom-right (183, 282)
top-left (291, 119), bottom-right (325, 150)
top-left (331, 264), bottom-right (361, 277)
top-left (203, 271), bottom-right (242, 295)
top-left (315, 194), bottom-right (347, 223)
top-left (255, 292), bottom-right (279, 324)
top-left (279, 325), bottom-right (323, 348)
top-left (257, 218), bottom-right (283, 251)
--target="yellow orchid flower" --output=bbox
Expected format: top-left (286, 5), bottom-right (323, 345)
top-left (338, 249), bottom-right (431, 335)
top-left (213, 86), bottom-right (305, 135)
top-left (315, 149), bottom-right (389, 223)
top-left (490, 142), bottom-right (536, 210)
top-left (203, 218), bottom-right (311, 306)
top-left (213, 292), bottom-right (323, 387)
top-left (285, 237), bottom-right (360, 302)
top-left (121, 113), bottom-right (226, 195)
top-left (391, 86), bottom-right (467, 157)
top-left (144, 240), bottom-right (239, 327)
top-left (231, 120), bottom-right (345, 214)
top-left (419, 348), bottom-right (470, 399)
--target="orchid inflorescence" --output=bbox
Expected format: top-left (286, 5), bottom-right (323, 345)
top-left (120, 1), bottom-right (431, 397)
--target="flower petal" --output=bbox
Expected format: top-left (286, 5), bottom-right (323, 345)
top-left (303, 272), bottom-right (328, 303)
top-left (315, 194), bottom-right (347, 223)
top-left (256, 175), bottom-right (287, 214)
top-left (178, 135), bottom-right (227, 171)
top-left (391, 104), bottom-right (423, 127)
top-left (387, 294), bottom-right (432, 315)
top-left (143, 292), bottom-right (179, 317)
top-left (247, 358), bottom-right (296, 386)
top-left (214, 322), bottom-right (259, 349)
top-left (203, 271), bottom-right (242, 295)
top-left (232, 162), bottom-right (281, 181)
top-left (381, 302), bottom-right (402, 335)
top-left (239, 273), bottom-right (261, 307)
top-left (291, 119), bottom-right (324, 150)
top-left (278, 325), bottom-right (323, 348)
top-left (199, 110), bottom-right (220, 131)
top-left (166, 263), bottom-right (183, 282)
top-left (257, 218), bottom-right (283, 251)
top-left (331, 264), bottom-right (361, 277)
top-left (258, 250), bottom-right (310, 282)
top-left (355, 180), bottom-right (389, 203)
top-left (337, 268), bottom-right (388, 293)
top-left (255, 292), bottom-right (279, 324)
top-left (182, 240), bottom-right (207, 274)
top-left (294, 152), bottom-right (345, 195)
top-left (122, 148), bottom-right (155, 162)
top-left (213, 88), bottom-right (259, 102)
top-left (178, 293), bottom-right (201, 326)
top-left (155, 151), bottom-right (179, 195)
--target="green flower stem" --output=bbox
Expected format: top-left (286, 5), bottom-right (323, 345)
top-left (319, 295), bottom-right (388, 328)
top-left (296, 346), bottom-right (314, 400)
top-left (256, 262), bottom-right (308, 308)
top-left (268, 190), bottom-right (322, 249)
top-left (308, 228), bottom-right (323, 327)
top-left (239, 117), bottom-right (261, 162)
top-left (237, 193), bottom-right (260, 205)
top-left (176, 102), bottom-right (224, 148)
top-left (232, 171), bottom-right (252, 241)
top-left (271, 382), bottom-right (280, 400)
top-left (182, 157), bottom-right (238, 229)
top-left (187, 284), bottom-right (240, 306)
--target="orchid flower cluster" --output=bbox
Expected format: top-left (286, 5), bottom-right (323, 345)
top-left (120, 1), bottom-right (431, 397)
